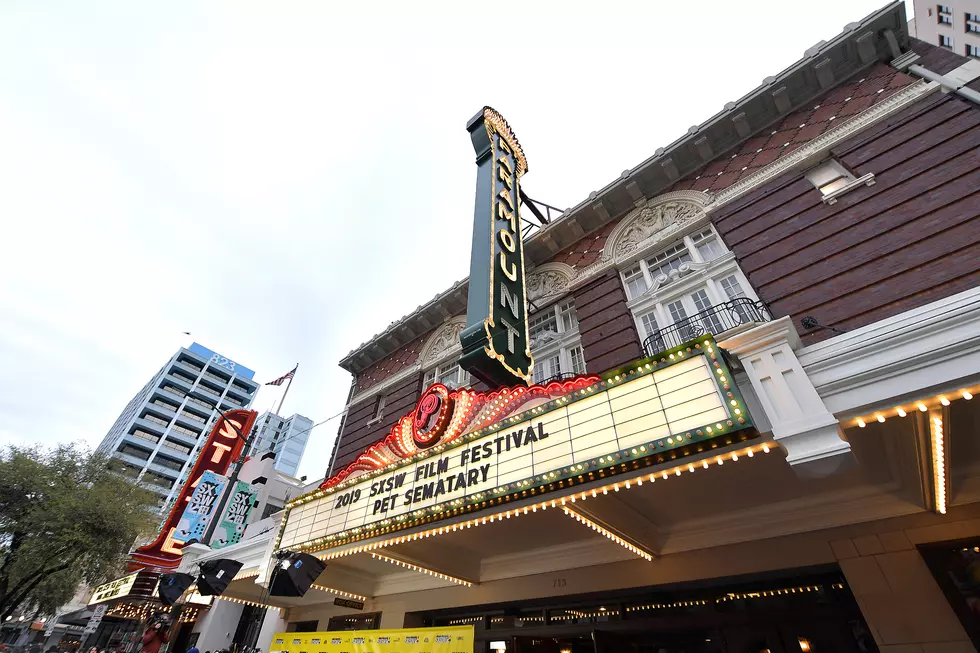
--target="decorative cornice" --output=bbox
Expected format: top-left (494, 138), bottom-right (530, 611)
top-left (419, 317), bottom-right (467, 368)
top-left (607, 191), bottom-right (711, 265)
top-left (706, 79), bottom-right (936, 211)
top-left (526, 262), bottom-right (575, 305)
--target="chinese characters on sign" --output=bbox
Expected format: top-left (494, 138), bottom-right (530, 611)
top-left (212, 480), bottom-right (259, 550)
top-left (459, 107), bottom-right (534, 388)
top-left (173, 470), bottom-right (229, 543)
top-left (129, 410), bottom-right (257, 571)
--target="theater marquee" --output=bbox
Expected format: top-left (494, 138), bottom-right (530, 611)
top-left (278, 336), bottom-right (755, 553)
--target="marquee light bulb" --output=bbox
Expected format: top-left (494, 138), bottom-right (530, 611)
top-left (918, 403), bottom-right (928, 412)
top-left (964, 390), bottom-right (974, 400)
top-left (940, 396), bottom-right (950, 406)
top-left (897, 408), bottom-right (907, 417)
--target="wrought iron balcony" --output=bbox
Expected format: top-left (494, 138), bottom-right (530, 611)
top-left (535, 372), bottom-right (580, 386)
top-left (642, 298), bottom-right (773, 358)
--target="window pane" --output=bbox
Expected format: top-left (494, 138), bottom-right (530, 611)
top-left (697, 239), bottom-right (723, 261)
top-left (667, 300), bottom-right (688, 323)
top-left (529, 310), bottom-right (559, 343)
top-left (692, 289), bottom-right (724, 335)
top-left (569, 346), bottom-right (586, 375)
top-left (720, 275), bottom-right (746, 300)
top-left (647, 243), bottom-right (693, 278)
top-left (558, 301), bottom-right (579, 332)
top-left (533, 355), bottom-right (560, 384)
top-left (640, 312), bottom-right (660, 338)
top-left (623, 265), bottom-right (646, 300)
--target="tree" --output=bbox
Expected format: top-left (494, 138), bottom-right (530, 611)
top-left (0, 443), bottom-right (158, 618)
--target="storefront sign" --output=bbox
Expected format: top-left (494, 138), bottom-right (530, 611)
top-left (129, 410), bottom-right (257, 570)
top-left (459, 107), bottom-right (534, 388)
top-left (82, 605), bottom-right (107, 634)
top-left (90, 570), bottom-right (160, 605)
top-left (334, 597), bottom-right (365, 610)
top-left (212, 480), bottom-right (260, 549)
top-left (90, 572), bottom-right (140, 604)
top-left (173, 470), bottom-right (228, 543)
top-left (271, 626), bottom-right (473, 653)
top-left (281, 338), bottom-right (753, 551)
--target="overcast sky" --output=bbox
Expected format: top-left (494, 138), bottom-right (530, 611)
top-left (0, 0), bottom-right (907, 481)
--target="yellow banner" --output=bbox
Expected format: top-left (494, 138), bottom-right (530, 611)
top-left (270, 626), bottom-right (474, 653)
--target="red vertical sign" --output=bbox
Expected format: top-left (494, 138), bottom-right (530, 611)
top-left (128, 409), bottom-right (257, 571)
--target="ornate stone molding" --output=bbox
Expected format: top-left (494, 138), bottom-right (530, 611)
top-left (707, 79), bottom-right (936, 211)
top-left (526, 262), bottom-right (575, 304)
top-left (606, 191), bottom-right (711, 265)
top-left (419, 316), bottom-right (467, 367)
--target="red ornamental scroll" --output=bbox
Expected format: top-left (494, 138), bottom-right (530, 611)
top-left (321, 375), bottom-right (601, 490)
top-left (128, 409), bottom-right (257, 571)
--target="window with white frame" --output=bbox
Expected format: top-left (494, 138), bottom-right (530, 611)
top-left (805, 159), bottom-right (856, 196)
top-left (939, 4), bottom-right (953, 24)
top-left (528, 299), bottom-right (585, 384)
top-left (621, 226), bottom-right (728, 301)
top-left (423, 361), bottom-right (469, 389)
top-left (368, 393), bottom-right (385, 424)
top-left (621, 229), bottom-right (761, 355)
top-left (690, 228), bottom-right (725, 262)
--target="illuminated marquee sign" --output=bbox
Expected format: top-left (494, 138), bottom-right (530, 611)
top-left (129, 409), bottom-right (257, 571)
top-left (279, 337), bottom-right (754, 552)
top-left (90, 570), bottom-right (160, 605)
top-left (459, 106), bottom-right (534, 388)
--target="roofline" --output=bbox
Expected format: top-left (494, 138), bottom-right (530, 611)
top-left (339, 0), bottom-right (910, 374)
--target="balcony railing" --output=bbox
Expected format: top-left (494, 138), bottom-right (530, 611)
top-left (642, 298), bottom-right (773, 358)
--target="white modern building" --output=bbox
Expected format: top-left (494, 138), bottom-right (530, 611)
top-left (910, 0), bottom-right (980, 58)
top-left (96, 343), bottom-right (260, 510)
top-left (248, 412), bottom-right (314, 478)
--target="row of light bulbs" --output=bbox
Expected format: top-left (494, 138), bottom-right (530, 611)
top-left (230, 568), bottom-right (366, 602)
top-left (289, 340), bottom-right (724, 511)
top-left (932, 415), bottom-right (947, 515)
top-left (562, 507), bottom-right (654, 561)
top-left (850, 388), bottom-right (966, 517)
top-left (368, 552), bottom-right (473, 587)
top-left (854, 389), bottom-right (973, 427)
top-left (216, 596), bottom-right (281, 610)
top-left (313, 442), bottom-right (775, 579)
top-left (310, 584), bottom-right (368, 602)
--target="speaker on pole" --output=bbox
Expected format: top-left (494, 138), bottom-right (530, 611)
top-left (269, 551), bottom-right (326, 597)
top-left (158, 573), bottom-right (195, 606)
top-left (197, 559), bottom-right (245, 596)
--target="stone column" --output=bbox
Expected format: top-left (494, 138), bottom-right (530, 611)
top-left (831, 531), bottom-right (975, 651)
top-left (719, 317), bottom-right (850, 470)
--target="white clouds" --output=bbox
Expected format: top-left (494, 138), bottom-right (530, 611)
top-left (0, 0), bottom-right (896, 480)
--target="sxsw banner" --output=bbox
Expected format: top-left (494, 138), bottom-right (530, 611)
top-left (129, 409), bottom-right (257, 571)
top-left (271, 627), bottom-right (474, 653)
top-left (211, 480), bottom-right (260, 550)
top-left (173, 470), bottom-right (229, 543)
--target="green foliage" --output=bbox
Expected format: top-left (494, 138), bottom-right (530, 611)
top-left (0, 443), bottom-right (158, 617)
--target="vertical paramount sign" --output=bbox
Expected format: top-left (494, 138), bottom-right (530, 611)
top-left (459, 107), bottom-right (533, 388)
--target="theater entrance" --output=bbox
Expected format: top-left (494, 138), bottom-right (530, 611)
top-left (414, 567), bottom-right (878, 653)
